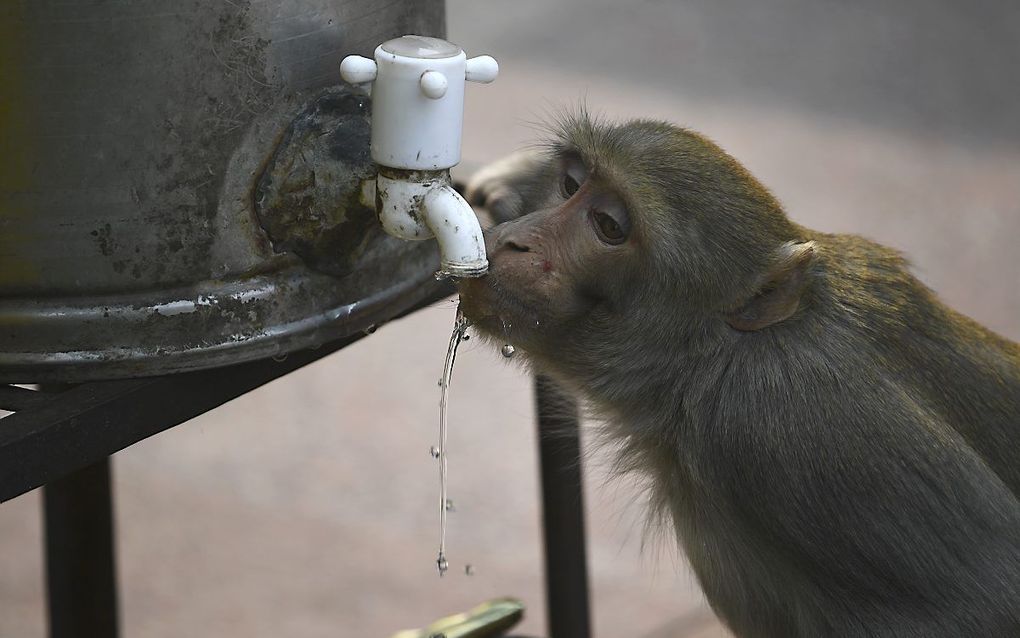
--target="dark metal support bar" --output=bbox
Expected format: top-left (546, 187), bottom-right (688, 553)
top-left (534, 374), bottom-right (592, 638)
top-left (0, 384), bottom-right (51, 411)
top-left (44, 458), bottom-right (119, 638)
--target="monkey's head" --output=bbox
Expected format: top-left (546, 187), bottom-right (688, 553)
top-left (458, 114), bottom-right (815, 389)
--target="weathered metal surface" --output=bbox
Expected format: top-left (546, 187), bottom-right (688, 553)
top-left (254, 88), bottom-right (384, 278)
top-left (0, 285), bottom-right (452, 504)
top-left (0, 0), bottom-right (448, 382)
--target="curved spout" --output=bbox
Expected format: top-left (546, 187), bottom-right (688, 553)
top-left (376, 171), bottom-right (488, 278)
top-left (421, 184), bottom-right (488, 277)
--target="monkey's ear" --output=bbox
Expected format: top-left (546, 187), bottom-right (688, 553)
top-left (724, 241), bottom-right (817, 331)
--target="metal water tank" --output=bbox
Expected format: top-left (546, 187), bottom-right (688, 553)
top-left (0, 0), bottom-right (448, 382)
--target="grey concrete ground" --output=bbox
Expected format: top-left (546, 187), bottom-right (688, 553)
top-left (2, 2), bottom-right (1019, 637)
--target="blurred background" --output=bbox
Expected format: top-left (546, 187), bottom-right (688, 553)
top-left (2, 1), bottom-right (1019, 636)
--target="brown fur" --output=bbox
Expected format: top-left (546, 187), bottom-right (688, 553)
top-left (460, 113), bottom-right (1020, 637)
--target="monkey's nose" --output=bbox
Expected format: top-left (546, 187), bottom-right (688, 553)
top-left (489, 225), bottom-right (532, 254)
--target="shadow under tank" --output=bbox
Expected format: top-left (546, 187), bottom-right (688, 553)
top-left (0, 0), bottom-right (450, 382)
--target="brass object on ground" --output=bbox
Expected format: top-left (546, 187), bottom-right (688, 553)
top-left (390, 598), bottom-right (525, 638)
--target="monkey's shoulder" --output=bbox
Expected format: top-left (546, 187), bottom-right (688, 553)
top-left (806, 232), bottom-right (1020, 362)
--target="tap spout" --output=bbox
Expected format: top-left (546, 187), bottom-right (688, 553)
top-left (376, 169), bottom-right (488, 278)
top-left (422, 184), bottom-right (489, 277)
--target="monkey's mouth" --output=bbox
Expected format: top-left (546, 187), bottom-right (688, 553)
top-left (457, 276), bottom-right (540, 341)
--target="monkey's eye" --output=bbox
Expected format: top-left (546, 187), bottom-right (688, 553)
top-left (562, 173), bottom-right (581, 198)
top-left (591, 210), bottom-right (629, 245)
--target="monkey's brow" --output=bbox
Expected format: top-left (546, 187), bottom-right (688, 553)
top-left (558, 147), bottom-right (639, 213)
top-left (554, 146), bottom-right (601, 176)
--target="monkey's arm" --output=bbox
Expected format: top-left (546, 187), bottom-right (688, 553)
top-left (705, 343), bottom-right (1020, 635)
top-left (465, 149), bottom-right (553, 224)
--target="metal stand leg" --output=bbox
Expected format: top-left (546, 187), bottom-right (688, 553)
top-left (43, 458), bottom-right (120, 638)
top-left (534, 375), bottom-right (592, 638)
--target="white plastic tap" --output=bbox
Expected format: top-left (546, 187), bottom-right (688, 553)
top-left (341, 35), bottom-right (497, 170)
top-left (341, 36), bottom-right (498, 277)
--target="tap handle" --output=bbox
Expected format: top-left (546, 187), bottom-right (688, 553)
top-left (465, 55), bottom-right (499, 84)
top-left (419, 70), bottom-right (448, 99)
top-left (340, 55), bottom-right (378, 84)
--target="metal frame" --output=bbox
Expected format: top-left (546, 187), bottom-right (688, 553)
top-left (0, 295), bottom-right (591, 638)
top-left (535, 375), bottom-right (593, 638)
top-left (44, 460), bottom-right (119, 638)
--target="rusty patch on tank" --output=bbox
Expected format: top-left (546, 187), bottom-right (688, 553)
top-left (253, 87), bottom-right (383, 278)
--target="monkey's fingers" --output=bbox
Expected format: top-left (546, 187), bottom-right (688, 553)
top-left (464, 149), bottom-right (543, 224)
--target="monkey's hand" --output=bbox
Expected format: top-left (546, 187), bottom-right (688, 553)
top-left (465, 149), bottom-right (550, 225)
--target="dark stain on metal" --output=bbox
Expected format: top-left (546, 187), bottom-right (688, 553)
top-left (90, 224), bottom-right (117, 257)
top-left (254, 87), bottom-right (385, 278)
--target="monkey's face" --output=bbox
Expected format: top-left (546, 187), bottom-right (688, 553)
top-left (459, 115), bottom-right (807, 377)
top-left (458, 152), bottom-right (642, 364)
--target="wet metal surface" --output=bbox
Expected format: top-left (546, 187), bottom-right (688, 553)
top-left (0, 0), bottom-right (446, 381)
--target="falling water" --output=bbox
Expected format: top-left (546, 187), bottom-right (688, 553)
top-left (435, 306), bottom-right (470, 576)
top-left (500, 318), bottom-right (515, 359)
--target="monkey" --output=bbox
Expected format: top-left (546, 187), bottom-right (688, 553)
top-left (457, 112), bottom-right (1020, 637)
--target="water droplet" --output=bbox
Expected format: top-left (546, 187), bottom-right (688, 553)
top-left (430, 446), bottom-right (440, 459)
top-left (501, 344), bottom-right (516, 358)
top-left (272, 353), bottom-right (288, 362)
top-left (436, 553), bottom-right (449, 576)
top-left (434, 270), bottom-right (452, 281)
top-left (464, 564), bottom-right (474, 576)
top-left (362, 324), bottom-right (377, 335)
top-left (444, 499), bottom-right (455, 512)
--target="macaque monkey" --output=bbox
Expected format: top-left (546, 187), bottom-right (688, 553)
top-left (458, 113), bottom-right (1020, 637)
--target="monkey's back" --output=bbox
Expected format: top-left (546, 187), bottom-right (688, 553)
top-left (670, 232), bottom-right (1020, 637)
top-left (816, 232), bottom-right (1020, 494)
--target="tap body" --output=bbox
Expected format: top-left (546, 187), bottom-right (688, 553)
top-left (341, 36), bottom-right (498, 277)
top-left (376, 168), bottom-right (487, 278)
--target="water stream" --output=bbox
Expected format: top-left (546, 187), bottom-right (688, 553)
top-left (435, 306), bottom-right (470, 576)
